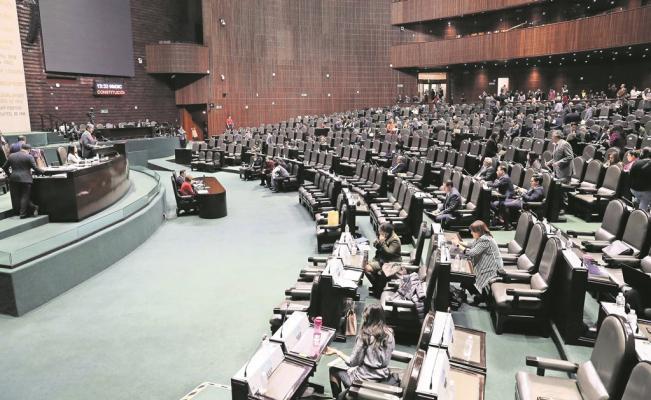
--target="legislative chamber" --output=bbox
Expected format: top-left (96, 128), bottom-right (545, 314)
top-left (0, 0), bottom-right (650, 400)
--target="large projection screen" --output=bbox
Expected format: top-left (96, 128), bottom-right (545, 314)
top-left (39, 0), bottom-right (135, 77)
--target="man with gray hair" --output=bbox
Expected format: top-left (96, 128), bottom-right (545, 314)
top-left (79, 123), bottom-right (98, 158)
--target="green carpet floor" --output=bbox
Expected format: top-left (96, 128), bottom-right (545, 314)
top-left (0, 170), bottom-right (601, 400)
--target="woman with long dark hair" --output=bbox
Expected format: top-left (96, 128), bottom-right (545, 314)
top-left (451, 220), bottom-right (503, 305)
top-left (325, 304), bottom-right (395, 397)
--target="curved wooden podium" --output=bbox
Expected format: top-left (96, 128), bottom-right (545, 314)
top-left (195, 176), bottom-right (227, 219)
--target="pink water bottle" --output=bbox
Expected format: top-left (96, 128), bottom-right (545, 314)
top-left (313, 316), bottom-right (323, 351)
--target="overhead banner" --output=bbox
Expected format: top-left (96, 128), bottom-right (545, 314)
top-left (0, 0), bottom-right (31, 133)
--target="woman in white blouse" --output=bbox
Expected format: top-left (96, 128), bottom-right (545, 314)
top-left (67, 145), bottom-right (81, 164)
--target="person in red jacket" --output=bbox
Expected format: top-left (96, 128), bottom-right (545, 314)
top-left (226, 115), bottom-right (234, 130)
top-left (179, 175), bottom-right (195, 197)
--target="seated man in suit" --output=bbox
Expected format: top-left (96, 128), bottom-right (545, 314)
top-left (175, 170), bottom-right (186, 187)
top-left (501, 176), bottom-right (545, 229)
top-left (474, 158), bottom-right (496, 181)
top-left (364, 223), bottom-right (402, 297)
top-left (488, 165), bottom-right (514, 225)
top-left (388, 155), bottom-right (408, 175)
top-left (431, 180), bottom-right (461, 228)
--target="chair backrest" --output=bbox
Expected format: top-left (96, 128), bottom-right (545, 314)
top-left (510, 164), bottom-right (524, 187)
top-left (583, 160), bottom-right (604, 186)
top-left (571, 157), bottom-right (586, 181)
top-left (520, 223), bottom-right (546, 271)
top-left (511, 212), bottom-right (534, 253)
top-left (621, 209), bottom-right (651, 253)
top-left (600, 165), bottom-right (622, 193)
top-left (531, 237), bottom-right (560, 291)
top-left (596, 200), bottom-right (629, 242)
top-left (586, 315), bottom-right (636, 400)
top-left (401, 349), bottom-right (425, 400)
top-left (56, 146), bottom-right (68, 166)
top-left (417, 312), bottom-right (436, 351)
top-left (621, 361), bottom-right (651, 400)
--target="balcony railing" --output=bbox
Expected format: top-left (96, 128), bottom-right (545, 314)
top-left (390, 6), bottom-right (651, 68)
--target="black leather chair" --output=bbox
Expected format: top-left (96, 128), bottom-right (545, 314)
top-left (499, 212), bottom-right (535, 264)
top-left (345, 349), bottom-right (424, 400)
top-left (316, 197), bottom-right (356, 253)
top-left (170, 176), bottom-right (198, 216)
top-left (620, 361), bottom-right (651, 400)
top-left (490, 237), bottom-right (561, 334)
top-left (515, 315), bottom-right (637, 400)
top-left (566, 199), bottom-right (629, 252)
top-left (502, 222), bottom-right (547, 274)
top-left (569, 165), bottom-right (623, 221)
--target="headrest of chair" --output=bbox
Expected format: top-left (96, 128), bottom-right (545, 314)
top-left (622, 209), bottom-right (651, 249)
top-left (417, 313), bottom-right (435, 351)
top-left (534, 237), bottom-right (560, 287)
top-left (591, 315), bottom-right (636, 399)
top-left (402, 349), bottom-right (425, 398)
top-left (621, 361), bottom-right (651, 400)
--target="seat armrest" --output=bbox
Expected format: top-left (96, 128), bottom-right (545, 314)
top-left (498, 243), bottom-right (509, 249)
top-left (319, 225), bottom-right (341, 230)
top-left (577, 187), bottom-right (598, 194)
top-left (566, 229), bottom-right (595, 237)
top-left (525, 356), bottom-right (579, 376)
top-left (602, 255), bottom-right (640, 267)
top-left (307, 256), bottom-right (328, 264)
top-left (400, 250), bottom-right (411, 257)
top-left (582, 240), bottom-right (610, 252)
top-left (391, 350), bottom-right (414, 363)
top-left (499, 270), bottom-right (533, 282)
top-left (347, 386), bottom-right (401, 400)
top-left (506, 288), bottom-right (543, 298)
top-left (371, 197), bottom-right (389, 203)
top-left (385, 298), bottom-right (416, 310)
top-left (356, 382), bottom-right (403, 396)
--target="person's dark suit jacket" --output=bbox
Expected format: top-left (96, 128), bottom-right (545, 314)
top-left (2, 151), bottom-right (43, 183)
top-left (390, 161), bottom-right (408, 175)
top-left (476, 165), bottom-right (496, 181)
top-left (442, 188), bottom-right (462, 216)
top-left (490, 175), bottom-right (514, 198)
top-left (484, 140), bottom-right (498, 158)
top-left (522, 186), bottom-right (544, 203)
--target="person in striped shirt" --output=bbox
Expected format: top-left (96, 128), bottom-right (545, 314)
top-left (451, 220), bottom-right (503, 306)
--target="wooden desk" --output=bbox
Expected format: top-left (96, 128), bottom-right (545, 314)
top-left (33, 155), bottom-right (130, 222)
top-left (175, 148), bottom-right (193, 164)
top-left (194, 177), bottom-right (227, 219)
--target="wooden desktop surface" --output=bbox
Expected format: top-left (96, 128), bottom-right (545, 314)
top-left (198, 176), bottom-right (226, 195)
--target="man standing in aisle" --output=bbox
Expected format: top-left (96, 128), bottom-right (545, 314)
top-left (547, 131), bottom-right (574, 211)
top-left (2, 144), bottom-right (45, 218)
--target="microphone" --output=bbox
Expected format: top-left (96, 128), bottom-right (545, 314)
top-left (279, 300), bottom-right (290, 340)
top-left (243, 334), bottom-right (268, 378)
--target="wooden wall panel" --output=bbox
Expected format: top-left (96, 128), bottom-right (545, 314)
top-left (19, 0), bottom-right (196, 130)
top-left (391, 0), bottom-right (539, 25)
top-left (201, 0), bottom-right (417, 131)
top-left (145, 43), bottom-right (209, 74)
top-left (391, 6), bottom-right (651, 68)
